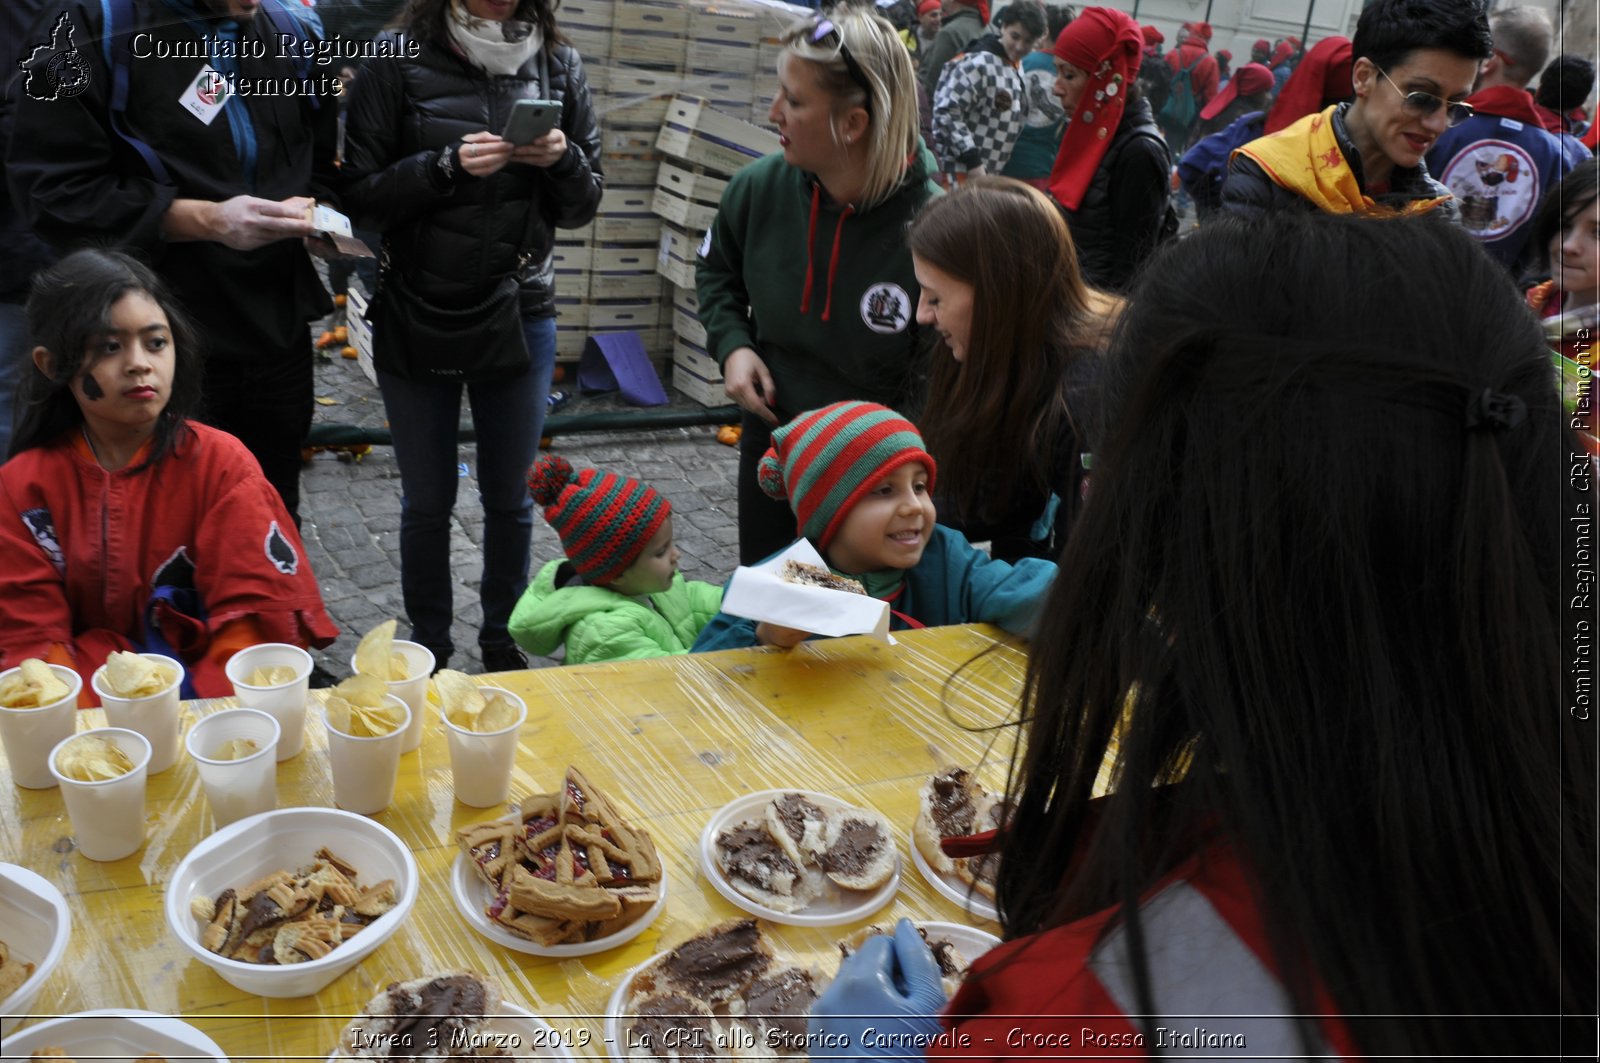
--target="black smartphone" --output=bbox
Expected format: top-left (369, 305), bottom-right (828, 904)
top-left (503, 99), bottom-right (561, 145)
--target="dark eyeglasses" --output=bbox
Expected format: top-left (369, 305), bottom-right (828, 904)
top-left (1377, 68), bottom-right (1474, 127)
top-left (806, 17), bottom-right (874, 116)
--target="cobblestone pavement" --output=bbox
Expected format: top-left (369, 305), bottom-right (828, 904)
top-left (298, 336), bottom-right (741, 678)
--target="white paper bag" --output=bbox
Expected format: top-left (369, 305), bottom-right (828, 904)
top-left (719, 540), bottom-right (894, 643)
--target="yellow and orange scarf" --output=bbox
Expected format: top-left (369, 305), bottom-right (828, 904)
top-left (1234, 105), bottom-right (1449, 216)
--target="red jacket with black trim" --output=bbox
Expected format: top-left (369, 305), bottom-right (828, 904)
top-left (0, 422), bottom-right (337, 697)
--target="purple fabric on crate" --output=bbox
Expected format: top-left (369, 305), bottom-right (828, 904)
top-left (578, 332), bottom-right (669, 406)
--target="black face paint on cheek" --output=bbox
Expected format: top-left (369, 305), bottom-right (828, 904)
top-left (79, 374), bottom-right (105, 401)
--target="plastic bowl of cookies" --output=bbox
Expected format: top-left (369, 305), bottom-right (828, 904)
top-left (0, 863), bottom-right (71, 1034)
top-left (163, 807), bottom-right (418, 998)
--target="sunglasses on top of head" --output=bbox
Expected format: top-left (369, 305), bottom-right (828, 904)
top-left (1375, 67), bottom-right (1474, 127)
top-left (805, 17), bottom-right (874, 116)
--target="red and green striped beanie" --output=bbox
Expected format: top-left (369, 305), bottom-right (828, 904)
top-left (527, 455), bottom-right (671, 585)
top-left (757, 401), bottom-right (937, 550)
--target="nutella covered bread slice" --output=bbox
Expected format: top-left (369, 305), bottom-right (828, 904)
top-left (817, 807), bottom-right (895, 891)
top-left (913, 766), bottom-right (984, 877)
top-left (763, 793), bottom-right (829, 867)
top-left (335, 971), bottom-right (510, 1060)
top-left (713, 821), bottom-right (818, 914)
top-left (631, 919), bottom-right (775, 1007)
top-left (779, 560), bottom-right (865, 596)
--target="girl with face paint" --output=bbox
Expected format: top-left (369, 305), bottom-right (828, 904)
top-left (0, 248), bottom-right (336, 701)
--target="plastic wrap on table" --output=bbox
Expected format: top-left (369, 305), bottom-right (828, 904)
top-left (1, 624), bottom-right (1028, 1059)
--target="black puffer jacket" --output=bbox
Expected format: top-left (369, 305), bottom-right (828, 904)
top-left (342, 29), bottom-right (603, 318)
top-left (1061, 97), bottom-right (1173, 293)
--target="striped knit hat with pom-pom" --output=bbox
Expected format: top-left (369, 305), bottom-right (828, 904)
top-left (757, 401), bottom-right (936, 551)
top-left (527, 455), bottom-right (671, 585)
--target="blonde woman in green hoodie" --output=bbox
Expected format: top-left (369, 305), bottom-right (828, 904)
top-left (698, 4), bottom-right (940, 565)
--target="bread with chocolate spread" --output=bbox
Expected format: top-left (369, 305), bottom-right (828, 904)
top-left (817, 807), bottom-right (895, 891)
top-left (335, 971), bottom-right (511, 1060)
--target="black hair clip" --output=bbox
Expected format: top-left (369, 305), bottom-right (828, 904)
top-left (1464, 388), bottom-right (1527, 431)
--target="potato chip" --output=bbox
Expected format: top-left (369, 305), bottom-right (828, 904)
top-left (103, 651), bottom-right (176, 698)
top-left (475, 693), bottom-right (520, 733)
top-left (211, 738), bottom-right (259, 761)
top-left (354, 619), bottom-right (410, 681)
top-left (0, 658), bottom-right (70, 709)
top-left (246, 665), bottom-right (297, 686)
top-left (325, 674), bottom-right (405, 737)
top-left (434, 668), bottom-right (485, 726)
top-left (56, 734), bottom-right (135, 781)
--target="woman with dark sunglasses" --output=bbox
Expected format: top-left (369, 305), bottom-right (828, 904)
top-left (696, 5), bottom-right (940, 564)
top-left (1222, 0), bottom-right (1490, 217)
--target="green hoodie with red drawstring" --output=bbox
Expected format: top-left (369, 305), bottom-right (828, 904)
top-left (695, 147), bottom-right (942, 420)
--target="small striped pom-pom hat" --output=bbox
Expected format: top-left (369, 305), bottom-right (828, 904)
top-left (527, 455), bottom-right (671, 585)
top-left (757, 401), bottom-right (936, 551)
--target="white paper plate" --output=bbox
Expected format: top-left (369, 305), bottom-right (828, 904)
top-left (909, 841), bottom-right (999, 923)
top-left (0, 1009), bottom-right (228, 1062)
top-left (602, 924), bottom-right (1001, 1063)
top-left (698, 790), bottom-right (900, 927)
top-left (842, 920), bottom-right (1001, 965)
top-left (326, 1003), bottom-right (576, 1062)
top-left (0, 863), bottom-right (71, 1035)
top-left (451, 847), bottom-right (665, 958)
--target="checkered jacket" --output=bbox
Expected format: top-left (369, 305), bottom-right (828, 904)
top-left (932, 45), bottom-right (1028, 175)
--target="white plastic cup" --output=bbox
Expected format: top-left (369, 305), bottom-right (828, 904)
top-left (439, 687), bottom-right (527, 808)
top-left (322, 693), bottom-right (411, 815)
top-left (91, 653), bottom-right (184, 774)
top-left (349, 641), bottom-right (433, 753)
top-left (49, 727), bottom-right (151, 861)
top-left (0, 664), bottom-right (83, 789)
top-left (186, 708), bottom-right (281, 829)
top-left (225, 643), bottom-right (313, 760)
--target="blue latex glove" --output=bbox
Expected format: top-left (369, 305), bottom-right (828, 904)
top-left (809, 918), bottom-right (948, 1062)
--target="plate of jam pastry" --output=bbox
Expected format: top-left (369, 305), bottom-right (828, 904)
top-left (698, 789), bottom-right (899, 927)
top-left (453, 766), bottom-right (666, 957)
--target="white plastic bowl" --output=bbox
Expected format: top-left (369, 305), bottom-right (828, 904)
top-left (0, 863), bottom-right (70, 1034)
top-left (164, 806), bottom-right (418, 998)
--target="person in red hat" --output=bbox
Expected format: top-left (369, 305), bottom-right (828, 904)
top-left (920, 0), bottom-right (990, 105)
top-left (1179, 40), bottom-right (1354, 218)
top-left (1196, 61), bottom-right (1273, 137)
top-left (1251, 37), bottom-right (1272, 65)
top-left (899, 0), bottom-right (943, 60)
top-left (1046, 7), bottom-right (1173, 290)
top-left (1158, 19), bottom-right (1219, 148)
top-left (1139, 22), bottom-right (1164, 58)
top-left (1267, 36), bottom-right (1301, 95)
top-left (1216, 48), bottom-right (1233, 87)
top-left (1223, 0), bottom-right (1489, 217)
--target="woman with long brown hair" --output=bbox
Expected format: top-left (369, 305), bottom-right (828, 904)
top-left (908, 176), bottom-right (1118, 561)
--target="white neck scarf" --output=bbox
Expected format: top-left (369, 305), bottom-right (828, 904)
top-left (448, 0), bottom-right (543, 77)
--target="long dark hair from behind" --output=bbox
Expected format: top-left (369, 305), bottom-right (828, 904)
top-left (909, 176), bottom-right (1116, 527)
top-left (994, 211), bottom-right (1595, 1056)
top-left (396, 0), bottom-right (567, 51)
top-left (11, 248), bottom-right (202, 465)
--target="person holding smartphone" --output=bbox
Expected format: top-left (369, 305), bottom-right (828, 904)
top-left (342, 0), bottom-right (601, 673)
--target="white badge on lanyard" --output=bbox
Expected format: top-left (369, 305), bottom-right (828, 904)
top-left (179, 64), bottom-right (231, 125)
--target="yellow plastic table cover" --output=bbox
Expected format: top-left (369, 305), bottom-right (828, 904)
top-left (2, 624), bottom-right (1027, 1060)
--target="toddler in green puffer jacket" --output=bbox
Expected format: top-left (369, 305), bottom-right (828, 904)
top-left (509, 456), bottom-right (722, 665)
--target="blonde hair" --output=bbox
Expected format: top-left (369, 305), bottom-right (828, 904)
top-left (781, 5), bottom-right (920, 209)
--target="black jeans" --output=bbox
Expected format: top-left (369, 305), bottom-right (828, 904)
top-left (199, 337), bottom-right (314, 523)
top-left (737, 410), bottom-right (801, 564)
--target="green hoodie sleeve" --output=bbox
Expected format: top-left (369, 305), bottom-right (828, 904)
top-left (695, 165), bottom-right (758, 370)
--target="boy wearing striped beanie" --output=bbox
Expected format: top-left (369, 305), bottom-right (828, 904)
top-left (508, 456), bottom-right (723, 665)
top-left (691, 401), bottom-right (1057, 651)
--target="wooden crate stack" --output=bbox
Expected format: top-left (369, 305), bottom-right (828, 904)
top-left (651, 94), bottom-right (779, 405)
top-left (547, 0), bottom-right (799, 388)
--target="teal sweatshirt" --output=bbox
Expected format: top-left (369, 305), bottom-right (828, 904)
top-left (509, 559), bottom-right (724, 665)
top-left (695, 148), bottom-right (942, 419)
